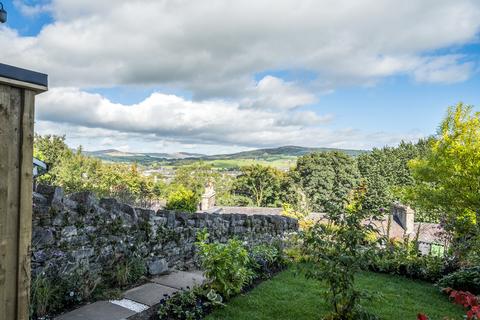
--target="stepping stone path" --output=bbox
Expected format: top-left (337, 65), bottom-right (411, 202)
top-left (55, 270), bottom-right (206, 320)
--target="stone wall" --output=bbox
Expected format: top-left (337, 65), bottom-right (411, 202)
top-left (31, 185), bottom-right (298, 278)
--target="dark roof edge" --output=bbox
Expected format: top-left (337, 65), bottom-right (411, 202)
top-left (0, 63), bottom-right (48, 88)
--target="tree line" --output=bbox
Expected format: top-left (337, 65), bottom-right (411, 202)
top-left (34, 103), bottom-right (480, 263)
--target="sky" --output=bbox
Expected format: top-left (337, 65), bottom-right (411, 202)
top-left (1, 0), bottom-right (480, 154)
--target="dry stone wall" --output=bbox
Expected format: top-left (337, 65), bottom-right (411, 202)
top-left (31, 185), bottom-right (298, 278)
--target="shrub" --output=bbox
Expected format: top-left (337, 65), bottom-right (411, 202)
top-left (300, 185), bottom-right (380, 320)
top-left (367, 241), bottom-right (448, 282)
top-left (157, 287), bottom-right (223, 320)
top-left (30, 274), bottom-right (61, 318)
top-left (437, 266), bottom-right (480, 294)
top-left (249, 243), bottom-right (286, 278)
top-left (196, 231), bottom-right (253, 298)
top-left (445, 288), bottom-right (479, 320)
top-left (113, 255), bottom-right (146, 287)
top-left (166, 186), bottom-right (198, 213)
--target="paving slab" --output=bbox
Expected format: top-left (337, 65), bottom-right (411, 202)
top-left (151, 270), bottom-right (206, 290)
top-left (55, 301), bottom-right (136, 320)
top-left (123, 283), bottom-right (178, 307)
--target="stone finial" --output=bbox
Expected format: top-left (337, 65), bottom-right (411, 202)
top-left (200, 180), bottom-right (216, 211)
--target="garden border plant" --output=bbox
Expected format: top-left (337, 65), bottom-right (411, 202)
top-left (157, 232), bottom-right (288, 319)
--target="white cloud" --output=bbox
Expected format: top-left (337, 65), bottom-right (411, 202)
top-left (5, 0), bottom-right (479, 152)
top-left (241, 76), bottom-right (316, 110)
top-left (35, 86), bottom-right (424, 151)
top-left (13, 0), bottom-right (51, 17)
top-left (413, 55), bottom-right (474, 84)
top-left (1, 0), bottom-right (479, 94)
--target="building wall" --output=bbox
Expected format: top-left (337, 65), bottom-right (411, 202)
top-left (31, 185), bottom-right (298, 279)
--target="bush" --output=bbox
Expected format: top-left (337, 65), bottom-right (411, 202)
top-left (166, 186), bottom-right (198, 213)
top-left (436, 266), bottom-right (480, 294)
top-left (112, 255), bottom-right (146, 287)
top-left (30, 274), bottom-right (61, 318)
top-left (157, 287), bottom-right (223, 320)
top-left (249, 243), bottom-right (286, 278)
top-left (367, 241), bottom-right (448, 282)
top-left (196, 231), bottom-right (254, 298)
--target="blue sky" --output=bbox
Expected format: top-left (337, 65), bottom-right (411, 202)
top-left (1, 0), bottom-right (480, 154)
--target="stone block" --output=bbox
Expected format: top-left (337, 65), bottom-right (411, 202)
top-left (54, 301), bottom-right (136, 320)
top-left (123, 283), bottom-right (178, 306)
top-left (147, 258), bottom-right (168, 275)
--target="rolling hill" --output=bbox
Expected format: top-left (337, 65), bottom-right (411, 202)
top-left (83, 146), bottom-right (368, 169)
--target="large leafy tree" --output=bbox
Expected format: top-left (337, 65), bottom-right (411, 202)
top-left (170, 162), bottom-right (234, 205)
top-left (294, 151), bottom-right (359, 213)
top-left (402, 103), bottom-right (480, 261)
top-left (232, 164), bottom-right (284, 207)
top-left (173, 162), bottom-right (218, 195)
top-left (33, 134), bottom-right (164, 206)
top-left (357, 140), bottom-right (430, 216)
top-left (34, 134), bottom-right (73, 183)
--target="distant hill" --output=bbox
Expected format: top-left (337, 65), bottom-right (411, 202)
top-left (83, 145), bottom-right (367, 166)
top-left (82, 149), bottom-right (206, 163)
top-left (202, 145), bottom-right (366, 160)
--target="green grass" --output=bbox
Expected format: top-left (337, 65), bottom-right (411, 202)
top-left (206, 267), bottom-right (464, 320)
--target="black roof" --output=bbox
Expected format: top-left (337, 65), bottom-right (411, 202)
top-left (0, 63), bottom-right (48, 87)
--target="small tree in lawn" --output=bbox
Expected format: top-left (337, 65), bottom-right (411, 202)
top-left (301, 183), bottom-right (380, 320)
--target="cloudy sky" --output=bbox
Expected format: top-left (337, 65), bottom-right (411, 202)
top-left (1, 0), bottom-right (480, 154)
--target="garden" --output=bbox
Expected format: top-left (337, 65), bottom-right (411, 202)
top-left (153, 104), bottom-right (480, 320)
top-left (29, 104), bottom-right (480, 320)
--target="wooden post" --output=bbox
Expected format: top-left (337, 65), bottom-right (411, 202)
top-left (0, 63), bottom-right (47, 320)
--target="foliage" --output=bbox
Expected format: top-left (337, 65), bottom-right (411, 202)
top-left (34, 134), bottom-right (72, 183)
top-left (437, 266), bottom-right (480, 294)
top-left (30, 274), bottom-right (61, 318)
top-left (294, 151), bottom-right (360, 213)
top-left (443, 288), bottom-right (479, 320)
top-left (165, 186), bottom-right (198, 212)
top-left (367, 243), bottom-right (448, 283)
top-left (196, 231), bottom-right (253, 298)
top-left (400, 104), bottom-right (480, 261)
top-left (157, 286), bottom-right (224, 320)
top-left (112, 255), bottom-right (146, 287)
top-left (249, 243), bottom-right (286, 278)
top-left (206, 267), bottom-right (464, 320)
top-left (300, 186), bottom-right (380, 320)
top-left (34, 134), bottom-right (164, 206)
top-left (173, 162), bottom-right (218, 195)
top-left (356, 140), bottom-right (431, 217)
top-left (62, 266), bottom-right (102, 304)
top-left (281, 202), bottom-right (307, 220)
top-left (232, 164), bottom-right (285, 207)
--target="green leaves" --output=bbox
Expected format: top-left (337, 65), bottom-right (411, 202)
top-left (300, 193), bottom-right (380, 320)
top-left (294, 151), bottom-right (359, 214)
top-left (232, 164), bottom-right (285, 207)
top-left (33, 134), bottom-right (165, 206)
top-left (196, 232), bottom-right (254, 298)
top-left (165, 185), bottom-right (198, 213)
top-left (401, 103), bottom-right (480, 261)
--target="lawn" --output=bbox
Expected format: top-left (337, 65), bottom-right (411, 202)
top-left (206, 267), bottom-right (464, 320)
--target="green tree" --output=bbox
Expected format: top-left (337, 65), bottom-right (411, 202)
top-left (357, 140), bottom-right (431, 216)
top-left (165, 185), bottom-right (198, 213)
top-left (232, 164), bottom-right (284, 207)
top-left (33, 134), bottom-right (73, 183)
top-left (173, 162), bottom-right (218, 195)
top-left (402, 103), bottom-right (480, 261)
top-left (33, 134), bottom-right (165, 207)
top-left (301, 185), bottom-right (379, 320)
top-left (294, 151), bottom-right (359, 213)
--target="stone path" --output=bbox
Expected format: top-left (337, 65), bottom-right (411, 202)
top-left (55, 270), bottom-right (205, 320)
